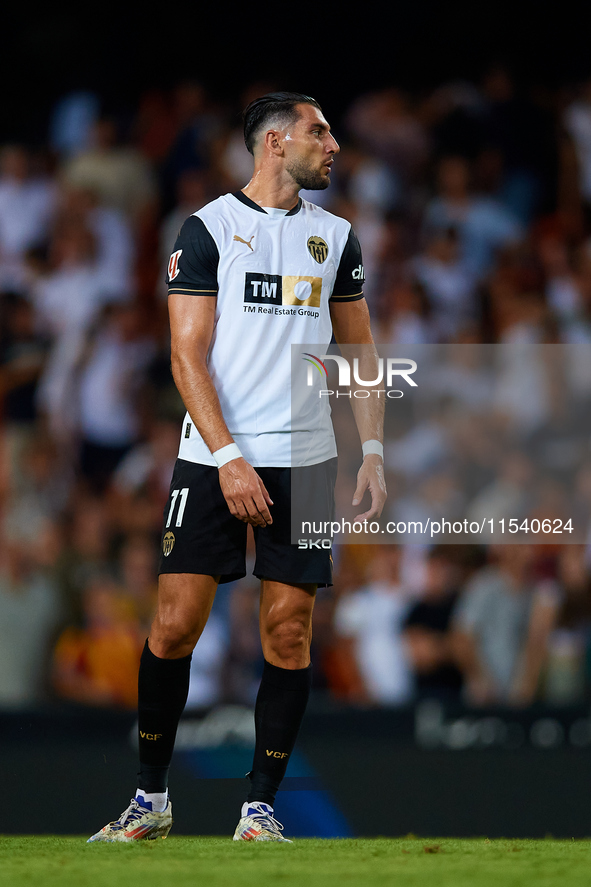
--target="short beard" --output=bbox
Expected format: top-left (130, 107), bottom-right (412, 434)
top-left (286, 158), bottom-right (330, 191)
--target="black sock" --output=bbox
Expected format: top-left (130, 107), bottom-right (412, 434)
top-left (136, 639), bottom-right (192, 793)
top-left (247, 660), bottom-right (312, 807)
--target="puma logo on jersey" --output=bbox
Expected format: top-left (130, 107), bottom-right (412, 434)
top-left (234, 235), bottom-right (255, 251)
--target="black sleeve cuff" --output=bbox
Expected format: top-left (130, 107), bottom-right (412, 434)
top-left (329, 291), bottom-right (364, 303)
top-left (168, 285), bottom-right (218, 296)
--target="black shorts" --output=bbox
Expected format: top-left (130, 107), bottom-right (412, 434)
top-left (158, 458), bottom-right (337, 587)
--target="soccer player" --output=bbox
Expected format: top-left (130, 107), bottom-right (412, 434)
top-left (88, 92), bottom-right (387, 843)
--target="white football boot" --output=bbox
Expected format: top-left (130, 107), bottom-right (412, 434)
top-left (87, 797), bottom-right (173, 842)
top-left (233, 801), bottom-right (292, 842)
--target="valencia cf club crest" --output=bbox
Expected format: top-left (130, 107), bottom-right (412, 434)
top-left (168, 249), bottom-right (182, 281)
top-left (307, 236), bottom-right (328, 264)
top-left (162, 531), bottom-right (175, 556)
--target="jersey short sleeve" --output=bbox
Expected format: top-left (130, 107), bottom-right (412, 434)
top-left (330, 227), bottom-right (365, 302)
top-left (166, 215), bottom-right (219, 296)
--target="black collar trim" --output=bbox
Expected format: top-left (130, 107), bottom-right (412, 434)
top-left (232, 191), bottom-right (302, 216)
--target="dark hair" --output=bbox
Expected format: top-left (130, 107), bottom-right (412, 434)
top-left (242, 91), bottom-right (322, 155)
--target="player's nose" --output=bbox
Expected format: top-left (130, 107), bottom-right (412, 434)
top-left (327, 133), bottom-right (340, 154)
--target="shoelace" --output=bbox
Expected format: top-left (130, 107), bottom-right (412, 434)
top-left (246, 802), bottom-right (285, 837)
top-left (110, 799), bottom-right (148, 831)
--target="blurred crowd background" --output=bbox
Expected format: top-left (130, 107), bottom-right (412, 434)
top-left (3, 68), bottom-right (591, 715)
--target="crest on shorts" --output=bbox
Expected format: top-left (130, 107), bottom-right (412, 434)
top-left (307, 236), bottom-right (328, 264)
top-left (162, 531), bottom-right (175, 556)
top-left (168, 249), bottom-right (182, 281)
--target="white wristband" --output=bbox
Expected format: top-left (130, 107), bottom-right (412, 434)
top-left (213, 443), bottom-right (243, 468)
top-left (362, 439), bottom-right (384, 460)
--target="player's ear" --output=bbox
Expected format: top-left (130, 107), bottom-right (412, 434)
top-left (262, 128), bottom-right (284, 156)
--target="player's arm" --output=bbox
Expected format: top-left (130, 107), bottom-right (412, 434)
top-left (167, 218), bottom-right (273, 527)
top-left (329, 229), bottom-right (387, 521)
top-left (168, 294), bottom-right (273, 527)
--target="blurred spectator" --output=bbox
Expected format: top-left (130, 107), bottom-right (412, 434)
top-left (450, 545), bottom-right (562, 706)
top-left (53, 489), bottom-right (117, 625)
top-left (186, 584), bottom-right (231, 710)
top-left (419, 343), bottom-right (494, 411)
top-left (51, 574), bottom-right (144, 709)
top-left (345, 88), bottom-right (430, 191)
top-left (223, 572), bottom-right (264, 706)
top-left (75, 301), bottom-right (157, 493)
top-left (116, 533), bottom-right (159, 633)
top-left (423, 154), bottom-right (523, 279)
top-left (58, 185), bottom-right (136, 295)
top-left (423, 80), bottom-right (486, 162)
top-left (216, 121), bottom-right (255, 193)
top-left (332, 546), bottom-right (415, 705)
top-left (60, 116), bottom-right (158, 225)
top-left (383, 280), bottom-right (436, 344)
top-left (31, 220), bottom-right (127, 442)
top-left (563, 79), bottom-right (591, 231)
top-left (107, 415), bottom-right (180, 538)
top-left (342, 145), bottom-right (402, 217)
top-left (410, 226), bottom-right (478, 341)
top-left (402, 546), bottom-right (465, 699)
top-left (466, 450), bottom-right (535, 539)
top-left (0, 291), bottom-right (49, 437)
top-left (159, 81), bottom-right (225, 211)
top-left (538, 234), bottom-right (585, 337)
top-left (131, 89), bottom-right (179, 167)
top-left (479, 66), bottom-right (555, 225)
top-left (49, 91), bottom-right (100, 159)
top-left (390, 467), bottom-right (465, 544)
top-left (3, 428), bottom-right (71, 536)
top-left (0, 519), bottom-right (62, 708)
top-left (330, 195), bottom-right (390, 314)
top-left (541, 545), bottom-right (591, 704)
top-left (0, 144), bottom-right (57, 290)
top-left (572, 461), bottom-right (591, 545)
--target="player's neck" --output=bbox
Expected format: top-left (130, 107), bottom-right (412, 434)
top-left (242, 170), bottom-right (300, 212)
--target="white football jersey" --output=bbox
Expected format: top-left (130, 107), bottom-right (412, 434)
top-left (167, 191), bottom-right (364, 467)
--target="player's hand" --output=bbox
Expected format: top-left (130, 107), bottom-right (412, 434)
top-left (352, 454), bottom-right (387, 521)
top-left (218, 458), bottom-right (274, 527)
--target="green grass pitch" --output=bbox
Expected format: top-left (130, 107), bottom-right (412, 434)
top-left (2, 835), bottom-right (591, 886)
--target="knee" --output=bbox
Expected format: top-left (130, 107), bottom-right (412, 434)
top-left (149, 615), bottom-right (200, 659)
top-left (263, 616), bottom-right (311, 669)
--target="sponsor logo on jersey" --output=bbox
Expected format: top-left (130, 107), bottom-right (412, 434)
top-left (162, 531), bottom-right (175, 556)
top-left (243, 273), bottom-right (322, 309)
top-left (352, 264), bottom-right (364, 280)
top-left (233, 234), bottom-right (255, 251)
top-left (244, 273), bottom-right (282, 305)
top-left (168, 249), bottom-right (182, 281)
top-left (307, 236), bottom-right (329, 264)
